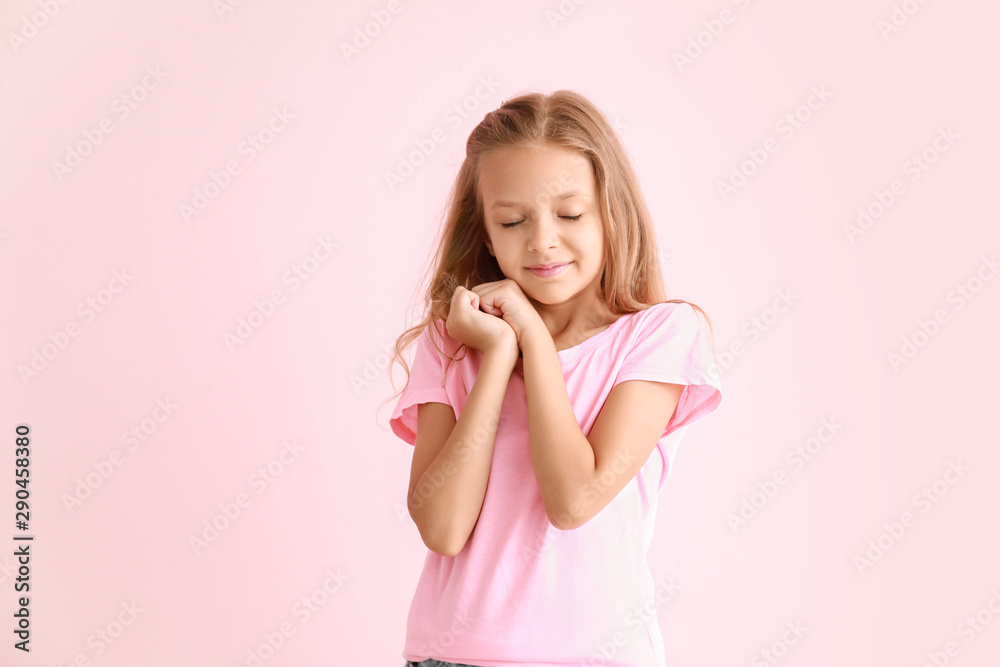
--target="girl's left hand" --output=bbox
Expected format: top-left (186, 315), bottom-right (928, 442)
top-left (469, 279), bottom-right (545, 348)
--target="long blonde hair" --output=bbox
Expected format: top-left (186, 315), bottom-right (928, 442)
top-left (381, 89), bottom-right (717, 410)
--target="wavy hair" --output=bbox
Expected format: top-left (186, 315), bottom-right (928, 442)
top-left (380, 89), bottom-right (717, 411)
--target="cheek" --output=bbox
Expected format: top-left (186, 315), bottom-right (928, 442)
top-left (493, 246), bottom-right (519, 270)
top-left (584, 233), bottom-right (604, 263)
top-left (493, 241), bottom-right (513, 259)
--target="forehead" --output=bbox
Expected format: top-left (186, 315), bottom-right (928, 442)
top-left (478, 144), bottom-right (595, 209)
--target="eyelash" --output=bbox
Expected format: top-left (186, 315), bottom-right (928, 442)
top-left (501, 214), bottom-right (582, 229)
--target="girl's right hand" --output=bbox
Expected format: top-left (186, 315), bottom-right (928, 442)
top-left (446, 285), bottom-right (518, 360)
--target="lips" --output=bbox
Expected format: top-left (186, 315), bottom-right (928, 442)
top-left (527, 262), bottom-right (570, 278)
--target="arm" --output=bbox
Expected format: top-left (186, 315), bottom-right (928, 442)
top-left (407, 348), bottom-right (517, 557)
top-left (520, 328), bottom-right (683, 530)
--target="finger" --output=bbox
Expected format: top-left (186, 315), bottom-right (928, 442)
top-left (470, 280), bottom-right (504, 295)
top-left (473, 290), bottom-right (495, 313)
top-left (471, 288), bottom-right (494, 310)
top-left (483, 299), bottom-right (502, 316)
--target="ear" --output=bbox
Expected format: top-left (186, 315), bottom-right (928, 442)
top-left (484, 237), bottom-right (495, 257)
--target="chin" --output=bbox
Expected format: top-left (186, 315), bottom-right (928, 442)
top-left (527, 288), bottom-right (570, 305)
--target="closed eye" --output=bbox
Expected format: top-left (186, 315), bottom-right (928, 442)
top-left (501, 214), bottom-right (582, 229)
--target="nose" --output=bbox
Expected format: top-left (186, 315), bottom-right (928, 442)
top-left (527, 212), bottom-right (558, 253)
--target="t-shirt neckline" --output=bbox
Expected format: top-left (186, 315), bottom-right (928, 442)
top-left (558, 311), bottom-right (636, 360)
top-left (512, 310), bottom-right (638, 366)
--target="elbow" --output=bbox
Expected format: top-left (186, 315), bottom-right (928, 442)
top-left (548, 514), bottom-right (580, 531)
top-left (422, 529), bottom-right (467, 558)
top-left (545, 490), bottom-right (599, 531)
top-left (546, 504), bottom-right (584, 532)
top-left (408, 501), bottom-right (468, 557)
top-left (430, 539), bottom-right (465, 558)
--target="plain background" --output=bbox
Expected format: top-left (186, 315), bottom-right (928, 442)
top-left (2, 0), bottom-right (999, 665)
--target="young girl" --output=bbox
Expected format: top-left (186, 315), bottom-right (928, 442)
top-left (386, 90), bottom-right (723, 667)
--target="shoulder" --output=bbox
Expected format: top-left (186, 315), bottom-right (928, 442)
top-left (630, 301), bottom-right (704, 333)
top-left (614, 301), bottom-right (720, 390)
top-left (614, 302), bottom-right (710, 364)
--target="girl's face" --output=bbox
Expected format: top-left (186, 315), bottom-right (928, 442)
top-left (479, 143), bottom-right (605, 309)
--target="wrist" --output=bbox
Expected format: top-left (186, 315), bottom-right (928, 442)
top-left (483, 337), bottom-right (519, 369)
top-left (520, 325), bottom-right (554, 356)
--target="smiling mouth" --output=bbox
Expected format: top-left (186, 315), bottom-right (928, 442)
top-left (527, 262), bottom-right (570, 277)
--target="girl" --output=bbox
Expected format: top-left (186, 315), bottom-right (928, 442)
top-left (386, 90), bottom-right (723, 667)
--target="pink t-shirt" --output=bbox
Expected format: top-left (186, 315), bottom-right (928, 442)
top-left (389, 301), bottom-right (723, 667)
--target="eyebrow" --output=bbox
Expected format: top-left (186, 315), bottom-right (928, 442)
top-left (489, 192), bottom-right (589, 209)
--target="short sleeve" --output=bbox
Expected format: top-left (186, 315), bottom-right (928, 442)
top-left (615, 302), bottom-right (723, 439)
top-left (388, 319), bottom-right (454, 447)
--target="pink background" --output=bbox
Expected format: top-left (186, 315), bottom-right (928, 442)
top-left (2, 1), bottom-right (998, 665)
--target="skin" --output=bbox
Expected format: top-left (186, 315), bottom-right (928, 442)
top-left (408, 142), bottom-right (685, 556)
top-left (478, 143), bottom-right (615, 353)
top-left (476, 142), bottom-right (686, 528)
